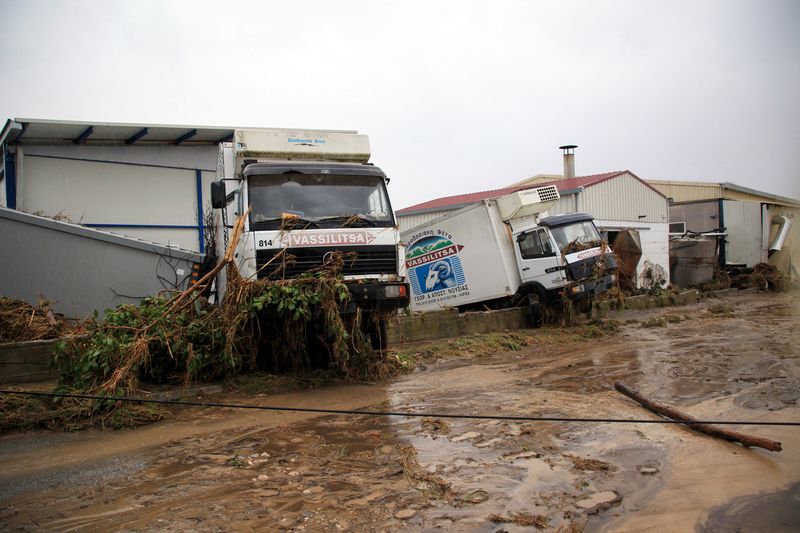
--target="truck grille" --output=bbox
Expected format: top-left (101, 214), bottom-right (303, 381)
top-left (256, 246), bottom-right (397, 279)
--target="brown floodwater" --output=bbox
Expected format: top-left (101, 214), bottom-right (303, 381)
top-left (0, 291), bottom-right (798, 532)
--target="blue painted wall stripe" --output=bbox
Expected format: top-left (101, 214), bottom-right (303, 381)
top-left (84, 223), bottom-right (198, 229)
top-left (196, 169), bottom-right (205, 254)
top-left (4, 145), bottom-right (16, 209)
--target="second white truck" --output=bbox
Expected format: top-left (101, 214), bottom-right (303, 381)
top-left (401, 185), bottom-right (617, 324)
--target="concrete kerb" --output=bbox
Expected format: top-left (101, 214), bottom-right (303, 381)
top-left (1, 287), bottom-right (766, 379)
top-left (389, 287), bottom-right (764, 344)
top-left (0, 339), bottom-right (59, 384)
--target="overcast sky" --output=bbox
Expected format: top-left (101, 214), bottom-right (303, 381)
top-left (1, 0), bottom-right (798, 208)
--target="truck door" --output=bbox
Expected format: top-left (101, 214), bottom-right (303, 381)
top-left (514, 228), bottom-right (564, 289)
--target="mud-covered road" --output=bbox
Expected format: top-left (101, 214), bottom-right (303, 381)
top-left (1, 291), bottom-right (798, 532)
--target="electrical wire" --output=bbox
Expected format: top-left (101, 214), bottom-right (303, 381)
top-left (1, 389), bottom-right (799, 427)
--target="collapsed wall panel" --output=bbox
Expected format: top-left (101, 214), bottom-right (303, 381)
top-left (0, 207), bottom-right (203, 319)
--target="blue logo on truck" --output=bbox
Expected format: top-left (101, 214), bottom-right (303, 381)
top-left (406, 236), bottom-right (466, 295)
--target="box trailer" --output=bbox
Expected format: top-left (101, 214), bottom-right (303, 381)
top-left (402, 185), bottom-right (617, 323)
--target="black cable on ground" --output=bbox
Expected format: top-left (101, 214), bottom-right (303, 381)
top-left (1, 389), bottom-right (799, 427)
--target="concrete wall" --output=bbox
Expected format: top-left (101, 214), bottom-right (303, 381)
top-left (388, 307), bottom-right (531, 344)
top-left (388, 289), bottom-right (703, 344)
top-left (0, 340), bottom-right (58, 384)
top-left (0, 207), bottom-right (203, 319)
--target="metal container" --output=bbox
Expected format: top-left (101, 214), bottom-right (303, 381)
top-left (670, 237), bottom-right (717, 287)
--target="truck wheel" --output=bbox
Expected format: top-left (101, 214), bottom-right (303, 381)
top-left (306, 320), bottom-right (331, 368)
top-left (528, 294), bottom-right (543, 328)
top-left (369, 318), bottom-right (388, 351)
top-left (578, 297), bottom-right (593, 318)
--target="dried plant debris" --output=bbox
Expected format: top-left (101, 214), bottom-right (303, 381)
top-left (0, 297), bottom-right (70, 342)
top-left (399, 445), bottom-right (453, 499)
top-left (489, 512), bottom-right (550, 528)
top-left (421, 417), bottom-right (450, 434)
top-left (565, 454), bottom-right (617, 473)
top-left (706, 303), bottom-right (736, 317)
top-left (0, 388), bottom-right (167, 432)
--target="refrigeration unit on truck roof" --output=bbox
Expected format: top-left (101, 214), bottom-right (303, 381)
top-left (234, 128), bottom-right (371, 162)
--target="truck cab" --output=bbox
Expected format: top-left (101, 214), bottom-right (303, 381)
top-left (212, 129), bottom-right (409, 349)
top-left (514, 212), bottom-right (617, 306)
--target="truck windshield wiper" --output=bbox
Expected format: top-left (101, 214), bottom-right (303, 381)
top-left (320, 215), bottom-right (377, 227)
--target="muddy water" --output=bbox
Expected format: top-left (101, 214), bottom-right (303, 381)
top-left (0, 291), bottom-right (798, 532)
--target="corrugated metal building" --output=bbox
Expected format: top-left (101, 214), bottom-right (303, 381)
top-left (0, 118), bottom-right (233, 253)
top-left (648, 180), bottom-right (799, 275)
top-left (398, 170), bottom-right (671, 288)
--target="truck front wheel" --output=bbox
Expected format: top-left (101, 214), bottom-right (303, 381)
top-left (528, 294), bottom-right (543, 328)
top-left (369, 318), bottom-right (389, 351)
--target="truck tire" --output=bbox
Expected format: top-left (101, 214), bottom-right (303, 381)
top-left (369, 318), bottom-right (388, 351)
top-left (528, 294), bottom-right (543, 328)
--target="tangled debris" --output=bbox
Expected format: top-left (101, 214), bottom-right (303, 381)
top-left (700, 262), bottom-right (795, 293)
top-left (400, 445), bottom-right (453, 499)
top-left (0, 297), bottom-right (70, 342)
top-left (0, 388), bottom-right (168, 432)
top-left (488, 512), bottom-right (550, 529)
top-left (735, 263), bottom-right (794, 291)
top-left (50, 210), bottom-right (381, 397)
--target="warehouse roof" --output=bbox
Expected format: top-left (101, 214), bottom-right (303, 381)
top-left (397, 170), bottom-right (662, 215)
top-left (648, 179), bottom-right (800, 208)
top-left (0, 118), bottom-right (355, 147)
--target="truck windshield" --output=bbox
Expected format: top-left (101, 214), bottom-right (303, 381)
top-left (550, 220), bottom-right (602, 253)
top-left (248, 174), bottom-right (394, 230)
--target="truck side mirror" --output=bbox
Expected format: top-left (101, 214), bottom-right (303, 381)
top-left (211, 181), bottom-right (228, 209)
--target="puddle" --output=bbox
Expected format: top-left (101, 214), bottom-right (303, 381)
top-left (701, 482), bottom-right (800, 533)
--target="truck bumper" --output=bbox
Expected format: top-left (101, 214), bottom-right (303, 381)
top-left (342, 282), bottom-right (410, 314)
top-left (565, 273), bottom-right (616, 301)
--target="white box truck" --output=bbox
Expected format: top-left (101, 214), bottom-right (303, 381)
top-left (402, 185), bottom-right (617, 324)
top-left (210, 128), bottom-right (408, 348)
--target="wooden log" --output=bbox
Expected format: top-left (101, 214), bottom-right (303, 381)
top-left (614, 381), bottom-right (782, 452)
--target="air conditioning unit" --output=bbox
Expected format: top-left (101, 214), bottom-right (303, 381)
top-left (669, 222), bottom-right (687, 234)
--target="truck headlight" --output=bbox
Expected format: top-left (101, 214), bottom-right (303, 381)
top-left (385, 285), bottom-right (407, 298)
top-left (569, 284), bottom-right (585, 295)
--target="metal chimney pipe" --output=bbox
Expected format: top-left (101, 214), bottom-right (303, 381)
top-left (559, 144), bottom-right (577, 179)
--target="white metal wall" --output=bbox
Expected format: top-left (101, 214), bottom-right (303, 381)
top-left (723, 200), bottom-right (765, 267)
top-left (581, 173), bottom-right (669, 223)
top-left (14, 145), bottom-right (217, 252)
top-left (596, 219), bottom-right (671, 289)
top-left (648, 180), bottom-right (723, 203)
top-left (398, 210), bottom-right (454, 233)
top-left (547, 194), bottom-right (578, 216)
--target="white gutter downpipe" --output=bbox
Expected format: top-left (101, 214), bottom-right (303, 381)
top-left (769, 215), bottom-right (792, 252)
